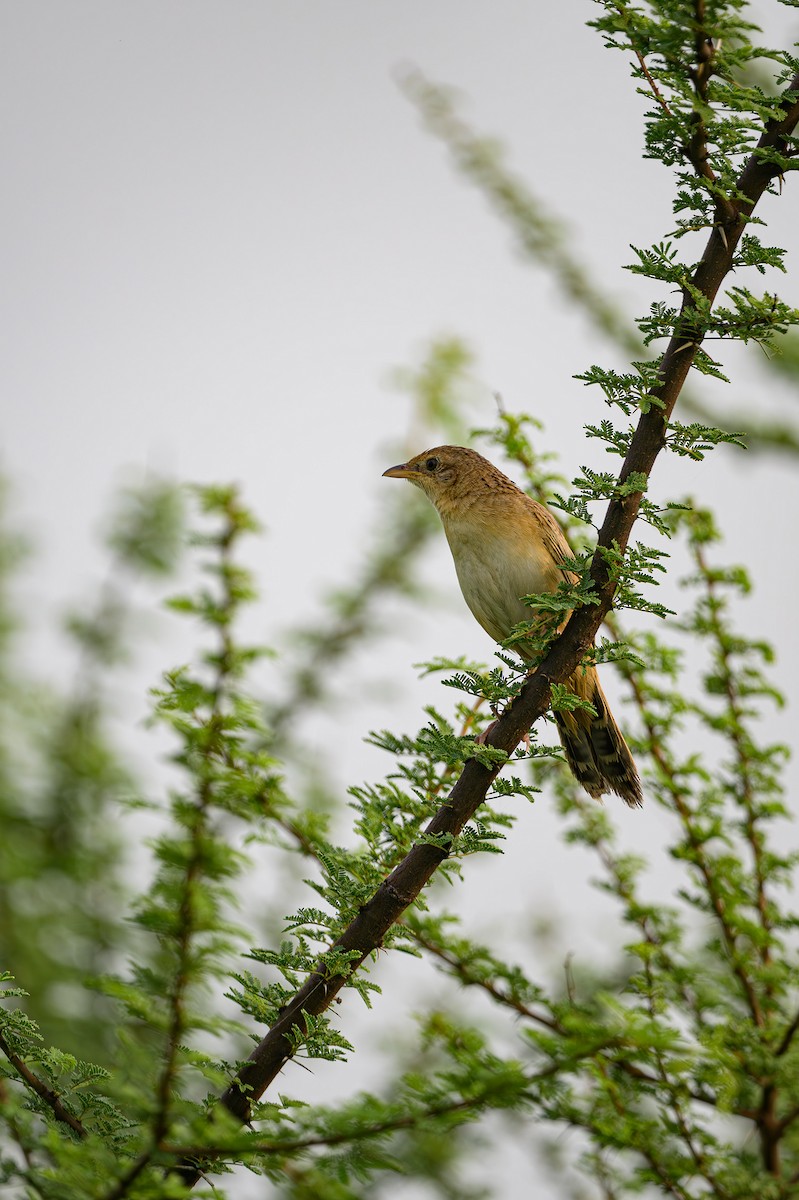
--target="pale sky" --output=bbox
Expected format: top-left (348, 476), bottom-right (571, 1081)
top-left (3, 4), bottom-right (799, 1196)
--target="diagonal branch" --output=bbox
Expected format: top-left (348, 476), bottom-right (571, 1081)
top-left (0, 1029), bottom-right (88, 1140)
top-left (176, 70), bottom-right (799, 1191)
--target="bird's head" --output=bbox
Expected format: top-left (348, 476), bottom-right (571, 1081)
top-left (382, 445), bottom-right (516, 517)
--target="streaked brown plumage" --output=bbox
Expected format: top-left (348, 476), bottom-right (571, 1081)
top-left (383, 445), bottom-right (642, 808)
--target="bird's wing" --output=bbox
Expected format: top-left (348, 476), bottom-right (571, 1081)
top-left (523, 496), bottom-right (578, 583)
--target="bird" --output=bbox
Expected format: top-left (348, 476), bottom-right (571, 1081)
top-left (383, 445), bottom-right (642, 807)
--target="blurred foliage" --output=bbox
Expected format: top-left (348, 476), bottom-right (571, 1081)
top-left (0, 479), bottom-right (185, 1066)
top-left (3, 2), bottom-right (799, 1199)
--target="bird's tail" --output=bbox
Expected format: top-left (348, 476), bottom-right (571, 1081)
top-left (553, 670), bottom-right (642, 808)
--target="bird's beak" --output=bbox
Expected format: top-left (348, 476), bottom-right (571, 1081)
top-left (382, 462), bottom-right (417, 479)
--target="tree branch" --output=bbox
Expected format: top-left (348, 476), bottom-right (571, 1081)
top-left (176, 70), bottom-right (799, 1191)
top-left (0, 1029), bottom-right (87, 1140)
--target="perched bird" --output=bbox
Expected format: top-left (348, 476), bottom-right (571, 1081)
top-left (383, 445), bottom-right (642, 807)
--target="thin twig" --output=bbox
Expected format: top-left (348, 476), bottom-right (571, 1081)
top-left (0, 1029), bottom-right (87, 1140)
top-left (633, 47), bottom-right (675, 118)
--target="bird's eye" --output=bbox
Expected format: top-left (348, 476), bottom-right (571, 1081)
top-left (425, 456), bottom-right (440, 472)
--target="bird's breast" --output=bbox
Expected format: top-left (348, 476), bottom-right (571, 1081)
top-left (442, 513), bottom-right (561, 647)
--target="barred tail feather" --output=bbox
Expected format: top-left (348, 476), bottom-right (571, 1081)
top-left (554, 674), bottom-right (643, 808)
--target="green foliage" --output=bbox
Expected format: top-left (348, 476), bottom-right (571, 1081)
top-left (2, 454), bottom-right (798, 1196)
top-left (0, 479), bottom-right (186, 1066)
top-left (2, 3), bottom-right (799, 1198)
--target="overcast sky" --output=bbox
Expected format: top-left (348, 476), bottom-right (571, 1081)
top-left (3, 3), bottom-right (799, 1196)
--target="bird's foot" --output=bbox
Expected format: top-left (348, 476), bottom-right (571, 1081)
top-left (475, 720), bottom-right (531, 753)
top-left (475, 719), bottom-right (499, 746)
